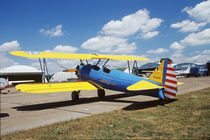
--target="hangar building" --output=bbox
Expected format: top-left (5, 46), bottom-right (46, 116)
top-left (0, 65), bottom-right (42, 83)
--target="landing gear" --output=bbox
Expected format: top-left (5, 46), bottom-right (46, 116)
top-left (72, 91), bottom-right (80, 102)
top-left (159, 98), bottom-right (165, 106)
top-left (97, 89), bottom-right (105, 99)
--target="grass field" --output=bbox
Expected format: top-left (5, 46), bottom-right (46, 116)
top-left (2, 88), bottom-right (210, 139)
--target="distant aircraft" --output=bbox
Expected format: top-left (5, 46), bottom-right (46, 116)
top-left (0, 77), bottom-right (35, 90)
top-left (10, 51), bottom-right (178, 105)
top-left (175, 67), bottom-right (191, 78)
top-left (0, 78), bottom-right (9, 90)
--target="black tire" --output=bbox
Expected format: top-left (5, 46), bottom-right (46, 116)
top-left (97, 89), bottom-right (105, 99)
top-left (72, 91), bottom-right (79, 102)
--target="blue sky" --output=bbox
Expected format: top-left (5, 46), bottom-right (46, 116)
top-left (0, 0), bottom-right (210, 72)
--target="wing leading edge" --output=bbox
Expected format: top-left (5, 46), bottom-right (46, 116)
top-left (16, 81), bottom-right (102, 93)
top-left (10, 51), bottom-right (149, 61)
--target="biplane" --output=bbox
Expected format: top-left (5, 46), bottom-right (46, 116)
top-left (10, 51), bottom-right (178, 105)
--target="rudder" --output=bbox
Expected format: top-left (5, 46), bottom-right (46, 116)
top-left (149, 60), bottom-right (177, 99)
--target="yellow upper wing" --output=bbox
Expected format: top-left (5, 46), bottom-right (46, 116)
top-left (10, 51), bottom-right (94, 59)
top-left (10, 51), bottom-right (149, 61)
top-left (127, 80), bottom-right (163, 91)
top-left (91, 54), bottom-right (149, 61)
top-left (16, 81), bottom-right (101, 93)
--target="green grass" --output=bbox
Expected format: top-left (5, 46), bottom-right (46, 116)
top-left (2, 88), bottom-right (210, 139)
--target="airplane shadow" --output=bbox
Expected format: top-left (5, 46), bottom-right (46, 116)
top-left (122, 99), bottom-right (177, 110)
top-left (13, 90), bottom-right (177, 111)
top-left (0, 113), bottom-right (10, 118)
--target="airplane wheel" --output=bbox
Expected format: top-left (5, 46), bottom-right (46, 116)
top-left (97, 89), bottom-right (105, 99)
top-left (72, 91), bottom-right (79, 102)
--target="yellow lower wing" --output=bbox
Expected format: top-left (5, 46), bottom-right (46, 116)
top-left (127, 80), bottom-right (163, 91)
top-left (16, 82), bottom-right (100, 93)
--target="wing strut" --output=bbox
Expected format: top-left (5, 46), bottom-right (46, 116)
top-left (39, 58), bottom-right (44, 82)
top-left (132, 60), bottom-right (139, 75)
top-left (96, 59), bottom-right (101, 65)
top-left (127, 60), bottom-right (131, 74)
top-left (43, 58), bottom-right (50, 83)
top-left (39, 58), bottom-right (50, 83)
top-left (102, 59), bottom-right (109, 68)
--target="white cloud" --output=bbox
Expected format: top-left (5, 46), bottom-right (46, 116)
top-left (0, 40), bottom-right (20, 52)
top-left (80, 9), bottom-right (164, 54)
top-left (170, 20), bottom-right (206, 32)
top-left (181, 28), bottom-right (210, 46)
top-left (141, 31), bottom-right (159, 39)
top-left (101, 9), bottom-right (163, 38)
top-left (186, 54), bottom-right (210, 63)
top-left (147, 48), bottom-right (169, 54)
top-left (45, 45), bottom-right (78, 53)
top-left (81, 36), bottom-right (136, 54)
top-left (170, 42), bottom-right (185, 50)
top-left (202, 49), bottom-right (210, 55)
top-left (40, 24), bottom-right (64, 37)
top-left (170, 50), bottom-right (184, 63)
top-left (0, 53), bottom-right (19, 68)
top-left (183, 0), bottom-right (210, 23)
top-left (0, 40), bottom-right (21, 68)
top-left (170, 49), bottom-right (210, 64)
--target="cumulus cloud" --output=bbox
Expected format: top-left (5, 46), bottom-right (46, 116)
top-left (0, 40), bottom-right (20, 67)
top-left (0, 53), bottom-right (19, 68)
top-left (170, 50), bottom-right (185, 63)
top-left (45, 45), bottom-right (78, 53)
top-left (81, 36), bottom-right (136, 54)
top-left (170, 20), bottom-right (206, 32)
top-left (0, 40), bottom-right (21, 52)
top-left (170, 42), bottom-right (185, 50)
top-left (180, 28), bottom-right (210, 46)
top-left (147, 48), bottom-right (169, 54)
top-left (81, 9), bottom-right (164, 54)
top-left (141, 31), bottom-right (159, 39)
top-left (101, 9), bottom-right (163, 38)
top-left (186, 54), bottom-right (210, 63)
top-left (40, 24), bottom-right (64, 37)
top-left (202, 49), bottom-right (210, 55)
top-left (170, 49), bottom-right (210, 64)
top-left (183, 0), bottom-right (210, 23)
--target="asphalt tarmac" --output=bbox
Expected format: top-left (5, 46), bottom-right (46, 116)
top-left (1, 76), bottom-right (210, 135)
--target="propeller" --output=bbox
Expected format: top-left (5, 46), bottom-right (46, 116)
top-left (54, 62), bottom-right (85, 79)
top-left (63, 69), bottom-right (78, 72)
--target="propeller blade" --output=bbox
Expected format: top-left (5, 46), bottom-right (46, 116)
top-left (63, 69), bottom-right (78, 72)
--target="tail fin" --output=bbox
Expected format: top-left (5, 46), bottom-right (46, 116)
top-left (149, 60), bottom-right (177, 98)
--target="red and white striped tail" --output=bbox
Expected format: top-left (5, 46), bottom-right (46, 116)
top-left (164, 62), bottom-right (177, 98)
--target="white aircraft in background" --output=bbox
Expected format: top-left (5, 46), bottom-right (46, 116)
top-left (174, 67), bottom-right (191, 78)
top-left (0, 78), bottom-right (34, 90)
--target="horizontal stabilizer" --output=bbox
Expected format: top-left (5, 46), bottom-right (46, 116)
top-left (177, 82), bottom-right (184, 85)
top-left (127, 80), bottom-right (163, 91)
top-left (16, 81), bottom-right (100, 93)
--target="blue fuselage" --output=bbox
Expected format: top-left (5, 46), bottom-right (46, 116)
top-left (78, 64), bottom-right (160, 92)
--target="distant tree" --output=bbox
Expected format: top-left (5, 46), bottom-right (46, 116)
top-left (160, 58), bottom-right (173, 63)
